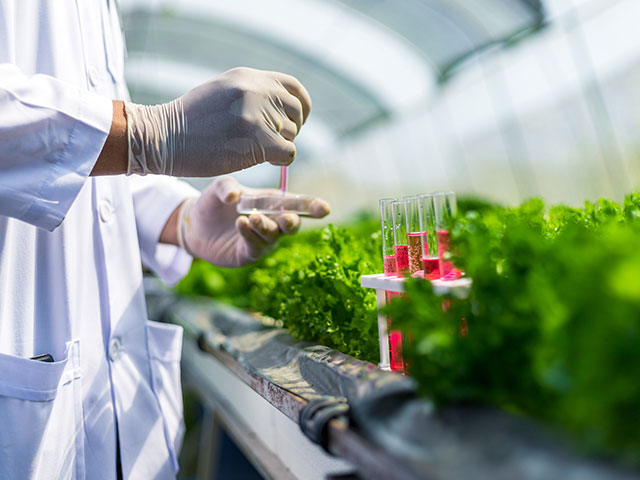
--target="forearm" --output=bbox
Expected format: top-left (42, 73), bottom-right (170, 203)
top-left (159, 201), bottom-right (184, 246)
top-left (91, 101), bottom-right (128, 176)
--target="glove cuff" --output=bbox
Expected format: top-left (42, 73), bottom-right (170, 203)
top-left (177, 196), bottom-right (199, 256)
top-left (125, 100), bottom-right (186, 176)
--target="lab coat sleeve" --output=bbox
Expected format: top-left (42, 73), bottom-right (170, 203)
top-left (128, 175), bottom-right (200, 286)
top-left (0, 63), bottom-right (113, 231)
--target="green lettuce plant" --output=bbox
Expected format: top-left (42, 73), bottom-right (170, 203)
top-left (177, 218), bottom-right (382, 362)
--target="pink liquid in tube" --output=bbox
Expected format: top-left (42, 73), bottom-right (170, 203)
top-left (388, 330), bottom-right (404, 373)
top-left (395, 245), bottom-right (409, 276)
top-left (383, 255), bottom-right (397, 277)
top-left (437, 230), bottom-right (461, 280)
top-left (383, 255), bottom-right (397, 305)
top-left (422, 256), bottom-right (440, 280)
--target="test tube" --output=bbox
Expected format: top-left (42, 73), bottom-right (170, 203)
top-left (379, 198), bottom-right (398, 276)
top-left (391, 199), bottom-right (409, 373)
top-left (392, 200), bottom-right (409, 277)
top-left (417, 193), bottom-right (440, 280)
top-left (403, 196), bottom-right (423, 275)
top-left (433, 191), bottom-right (461, 280)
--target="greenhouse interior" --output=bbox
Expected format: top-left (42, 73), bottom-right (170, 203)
top-left (15, 0), bottom-right (638, 478)
top-left (124, 0), bottom-right (640, 478)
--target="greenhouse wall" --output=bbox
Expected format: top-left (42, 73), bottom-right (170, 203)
top-left (293, 0), bottom-right (640, 222)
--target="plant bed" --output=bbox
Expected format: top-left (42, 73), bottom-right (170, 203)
top-left (176, 195), bottom-right (640, 470)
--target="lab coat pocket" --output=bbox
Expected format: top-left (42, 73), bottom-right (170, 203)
top-left (0, 341), bottom-right (84, 480)
top-left (146, 320), bottom-right (185, 473)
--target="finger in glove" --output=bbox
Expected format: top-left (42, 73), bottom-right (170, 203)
top-left (261, 128), bottom-right (296, 166)
top-left (274, 72), bottom-right (312, 123)
top-left (278, 118), bottom-right (299, 142)
top-left (248, 213), bottom-right (281, 243)
top-left (281, 92), bottom-right (304, 133)
top-left (236, 216), bottom-right (271, 260)
top-left (212, 176), bottom-right (243, 204)
top-left (309, 199), bottom-right (331, 218)
top-left (275, 213), bottom-right (300, 235)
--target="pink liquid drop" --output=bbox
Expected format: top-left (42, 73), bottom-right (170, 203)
top-left (383, 255), bottom-right (397, 277)
top-left (407, 232), bottom-right (423, 275)
top-left (422, 256), bottom-right (440, 280)
top-left (395, 245), bottom-right (409, 276)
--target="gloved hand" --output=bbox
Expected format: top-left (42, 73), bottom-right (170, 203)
top-left (177, 176), bottom-right (330, 267)
top-left (125, 67), bottom-right (311, 177)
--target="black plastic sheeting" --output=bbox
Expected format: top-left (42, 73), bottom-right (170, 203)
top-left (146, 286), bottom-right (640, 480)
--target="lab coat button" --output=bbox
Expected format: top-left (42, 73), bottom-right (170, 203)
top-left (88, 66), bottom-right (100, 87)
top-left (109, 338), bottom-right (121, 361)
top-left (99, 201), bottom-right (113, 222)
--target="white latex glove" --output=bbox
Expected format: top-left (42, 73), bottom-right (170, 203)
top-left (125, 67), bottom-right (311, 177)
top-left (177, 176), bottom-right (330, 267)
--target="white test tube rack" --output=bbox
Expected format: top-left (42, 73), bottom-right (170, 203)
top-left (360, 274), bottom-right (473, 371)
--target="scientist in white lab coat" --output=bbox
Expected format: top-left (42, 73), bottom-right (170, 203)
top-left (0, 1), bottom-right (328, 479)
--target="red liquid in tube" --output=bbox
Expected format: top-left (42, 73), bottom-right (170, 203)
top-left (394, 245), bottom-right (409, 276)
top-left (389, 330), bottom-right (404, 373)
top-left (437, 230), bottom-right (461, 280)
top-left (382, 254), bottom-right (404, 372)
top-left (422, 256), bottom-right (440, 280)
top-left (383, 255), bottom-right (397, 277)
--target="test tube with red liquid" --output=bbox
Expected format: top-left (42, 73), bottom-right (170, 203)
top-left (379, 198), bottom-right (398, 277)
top-left (403, 196), bottom-right (424, 276)
top-left (390, 199), bottom-right (409, 373)
top-left (378, 198), bottom-right (398, 371)
top-left (417, 193), bottom-right (440, 280)
top-left (392, 200), bottom-right (409, 277)
top-left (433, 192), bottom-right (461, 280)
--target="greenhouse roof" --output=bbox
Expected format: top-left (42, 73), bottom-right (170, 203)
top-left (120, 0), bottom-right (544, 148)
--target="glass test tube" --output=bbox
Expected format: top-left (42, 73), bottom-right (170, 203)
top-left (390, 199), bottom-right (408, 373)
top-left (392, 200), bottom-right (409, 277)
top-left (403, 196), bottom-right (423, 275)
top-left (379, 198), bottom-right (398, 372)
top-left (379, 198), bottom-right (398, 276)
top-left (433, 191), bottom-right (460, 280)
top-left (417, 193), bottom-right (440, 280)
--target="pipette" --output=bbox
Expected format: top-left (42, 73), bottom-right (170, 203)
top-left (280, 165), bottom-right (288, 194)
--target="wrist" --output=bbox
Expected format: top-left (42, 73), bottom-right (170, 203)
top-left (176, 196), bottom-right (199, 255)
top-left (125, 100), bottom-right (186, 176)
top-left (91, 100), bottom-right (128, 176)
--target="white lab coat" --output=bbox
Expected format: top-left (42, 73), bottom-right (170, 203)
top-left (0, 1), bottom-right (199, 478)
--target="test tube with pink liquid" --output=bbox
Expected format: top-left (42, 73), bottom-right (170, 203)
top-left (379, 198), bottom-right (398, 277)
top-left (417, 193), bottom-right (440, 280)
top-left (379, 197), bottom-right (406, 373)
top-left (433, 191), bottom-right (461, 280)
top-left (392, 200), bottom-right (409, 277)
top-left (403, 196), bottom-right (424, 276)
